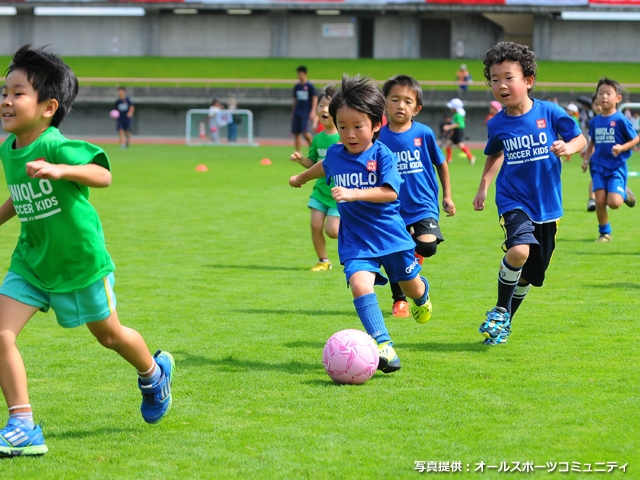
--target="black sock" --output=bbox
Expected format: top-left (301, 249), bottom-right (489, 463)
top-left (390, 282), bottom-right (407, 303)
top-left (497, 257), bottom-right (522, 313)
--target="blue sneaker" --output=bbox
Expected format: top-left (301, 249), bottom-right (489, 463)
top-left (139, 350), bottom-right (174, 424)
top-left (483, 325), bottom-right (511, 345)
top-left (0, 418), bottom-right (48, 457)
top-left (479, 307), bottom-right (511, 341)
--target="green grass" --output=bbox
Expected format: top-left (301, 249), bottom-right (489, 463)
top-left (2, 56), bottom-right (639, 90)
top-left (0, 144), bottom-right (638, 479)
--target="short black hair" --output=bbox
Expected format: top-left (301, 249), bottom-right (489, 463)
top-left (329, 74), bottom-right (385, 140)
top-left (596, 77), bottom-right (624, 97)
top-left (318, 84), bottom-right (336, 103)
top-left (483, 41), bottom-right (537, 93)
top-left (5, 44), bottom-right (78, 128)
top-left (297, 66), bottom-right (307, 74)
top-left (382, 74), bottom-right (423, 108)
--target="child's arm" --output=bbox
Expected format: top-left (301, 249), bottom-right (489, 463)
top-left (331, 185), bottom-right (397, 203)
top-left (442, 123), bottom-right (460, 132)
top-left (25, 160), bottom-right (112, 188)
top-left (550, 133), bottom-right (587, 158)
top-left (435, 162), bottom-right (456, 217)
top-left (473, 152), bottom-right (504, 211)
top-left (0, 197), bottom-right (16, 227)
top-left (128, 105), bottom-right (135, 118)
top-left (289, 161), bottom-right (325, 188)
top-left (582, 139), bottom-right (595, 173)
top-left (290, 151), bottom-right (315, 169)
top-left (612, 135), bottom-right (640, 157)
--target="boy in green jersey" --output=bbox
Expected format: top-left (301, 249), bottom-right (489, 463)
top-left (0, 45), bottom-right (174, 457)
top-left (290, 86), bottom-right (341, 271)
top-left (442, 97), bottom-right (476, 165)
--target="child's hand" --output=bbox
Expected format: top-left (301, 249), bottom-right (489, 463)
top-left (473, 191), bottom-right (486, 211)
top-left (443, 197), bottom-right (456, 217)
top-left (550, 140), bottom-right (570, 157)
top-left (612, 144), bottom-right (623, 157)
top-left (289, 175), bottom-right (304, 188)
top-left (26, 160), bottom-right (64, 180)
top-left (581, 157), bottom-right (589, 173)
top-left (290, 152), bottom-right (303, 163)
top-left (331, 186), bottom-right (355, 202)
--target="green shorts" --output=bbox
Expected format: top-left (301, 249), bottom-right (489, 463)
top-left (0, 271), bottom-right (117, 328)
top-left (308, 197), bottom-right (340, 217)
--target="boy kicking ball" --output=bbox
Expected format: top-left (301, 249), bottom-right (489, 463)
top-left (0, 45), bottom-right (173, 457)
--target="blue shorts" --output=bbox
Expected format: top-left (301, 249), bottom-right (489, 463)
top-left (0, 272), bottom-right (117, 328)
top-left (343, 250), bottom-right (422, 286)
top-left (500, 210), bottom-right (557, 287)
top-left (291, 113), bottom-right (310, 135)
top-left (117, 117), bottom-right (131, 132)
top-left (591, 166), bottom-right (627, 197)
top-left (308, 197), bottom-right (339, 217)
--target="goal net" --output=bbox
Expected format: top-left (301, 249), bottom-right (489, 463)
top-left (185, 108), bottom-right (258, 146)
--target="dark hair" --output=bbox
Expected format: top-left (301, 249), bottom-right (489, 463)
top-left (5, 44), bottom-right (78, 128)
top-left (483, 41), bottom-right (537, 93)
top-left (329, 74), bottom-right (385, 139)
top-left (382, 74), bottom-right (423, 108)
top-left (318, 84), bottom-right (336, 103)
top-left (596, 77), bottom-right (624, 97)
top-left (297, 66), bottom-right (307, 74)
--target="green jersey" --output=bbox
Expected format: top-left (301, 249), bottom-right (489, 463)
top-left (308, 131), bottom-right (340, 208)
top-left (452, 112), bottom-right (466, 130)
top-left (0, 127), bottom-right (114, 293)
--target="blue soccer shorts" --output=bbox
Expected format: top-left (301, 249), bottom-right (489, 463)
top-left (0, 271), bottom-right (117, 328)
top-left (591, 166), bottom-right (627, 198)
top-left (343, 250), bottom-right (422, 286)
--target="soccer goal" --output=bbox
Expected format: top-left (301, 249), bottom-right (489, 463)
top-left (185, 109), bottom-right (258, 146)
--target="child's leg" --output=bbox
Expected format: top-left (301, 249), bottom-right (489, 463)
top-left (0, 296), bottom-right (39, 415)
top-left (606, 191), bottom-right (624, 209)
top-left (594, 189), bottom-right (612, 238)
top-left (310, 209), bottom-right (329, 262)
top-left (85, 310), bottom-right (155, 374)
top-left (510, 281), bottom-right (531, 318)
top-left (324, 215), bottom-right (339, 240)
top-left (458, 141), bottom-right (475, 162)
top-left (445, 141), bottom-right (453, 163)
top-left (498, 244), bottom-right (529, 313)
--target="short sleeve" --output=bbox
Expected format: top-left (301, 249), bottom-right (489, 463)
top-left (553, 104), bottom-right (582, 142)
top-left (484, 126), bottom-right (503, 156)
top-left (425, 129), bottom-right (445, 166)
top-left (377, 145), bottom-right (403, 194)
top-left (52, 139), bottom-right (111, 171)
top-left (308, 137), bottom-right (319, 163)
top-left (309, 83), bottom-right (317, 98)
top-left (621, 116), bottom-right (639, 142)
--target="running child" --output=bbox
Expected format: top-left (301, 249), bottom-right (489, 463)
top-left (581, 77), bottom-right (638, 242)
top-left (473, 41), bottom-right (586, 345)
top-left (442, 97), bottom-right (476, 164)
top-left (289, 75), bottom-right (432, 372)
top-left (290, 85), bottom-right (341, 271)
top-left (379, 74), bottom-right (456, 318)
top-left (0, 45), bottom-right (173, 457)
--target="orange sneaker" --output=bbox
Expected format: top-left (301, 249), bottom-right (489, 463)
top-left (392, 300), bottom-right (411, 318)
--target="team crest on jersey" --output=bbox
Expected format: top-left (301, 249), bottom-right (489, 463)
top-left (366, 160), bottom-right (377, 172)
top-left (610, 121), bottom-right (616, 127)
top-left (536, 119), bottom-right (546, 129)
top-left (414, 138), bottom-right (422, 147)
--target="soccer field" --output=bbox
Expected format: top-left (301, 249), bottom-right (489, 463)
top-left (0, 144), bottom-right (637, 479)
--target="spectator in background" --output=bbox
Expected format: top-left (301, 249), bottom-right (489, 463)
top-left (227, 99), bottom-right (239, 143)
top-left (208, 99), bottom-right (221, 144)
top-left (291, 66), bottom-right (318, 153)
top-left (456, 64), bottom-right (472, 94)
top-left (115, 87), bottom-right (134, 149)
top-left (485, 101), bottom-right (503, 124)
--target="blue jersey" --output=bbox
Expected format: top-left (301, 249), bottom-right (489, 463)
top-left (588, 111), bottom-right (638, 172)
top-left (322, 141), bottom-right (415, 263)
top-left (379, 122), bottom-right (445, 224)
top-left (485, 99), bottom-right (582, 223)
top-left (293, 82), bottom-right (316, 115)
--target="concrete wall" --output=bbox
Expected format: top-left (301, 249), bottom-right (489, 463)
top-left (374, 14), bottom-right (420, 59)
top-left (534, 17), bottom-right (640, 62)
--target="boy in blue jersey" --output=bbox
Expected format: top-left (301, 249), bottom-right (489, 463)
top-left (581, 77), bottom-right (638, 242)
top-left (473, 42), bottom-right (586, 345)
top-left (289, 75), bottom-right (432, 373)
top-left (379, 75), bottom-right (456, 318)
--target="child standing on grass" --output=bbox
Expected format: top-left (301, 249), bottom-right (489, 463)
top-left (442, 98), bottom-right (476, 165)
top-left (581, 77), bottom-right (639, 242)
top-left (289, 75), bottom-right (432, 373)
top-left (379, 74), bottom-right (456, 318)
top-left (0, 45), bottom-right (174, 457)
top-left (473, 41), bottom-right (586, 345)
top-left (290, 86), bottom-right (341, 271)
top-left (115, 86), bottom-right (134, 149)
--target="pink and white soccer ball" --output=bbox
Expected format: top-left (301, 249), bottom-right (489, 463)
top-left (109, 109), bottom-right (120, 119)
top-left (322, 329), bottom-right (379, 384)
